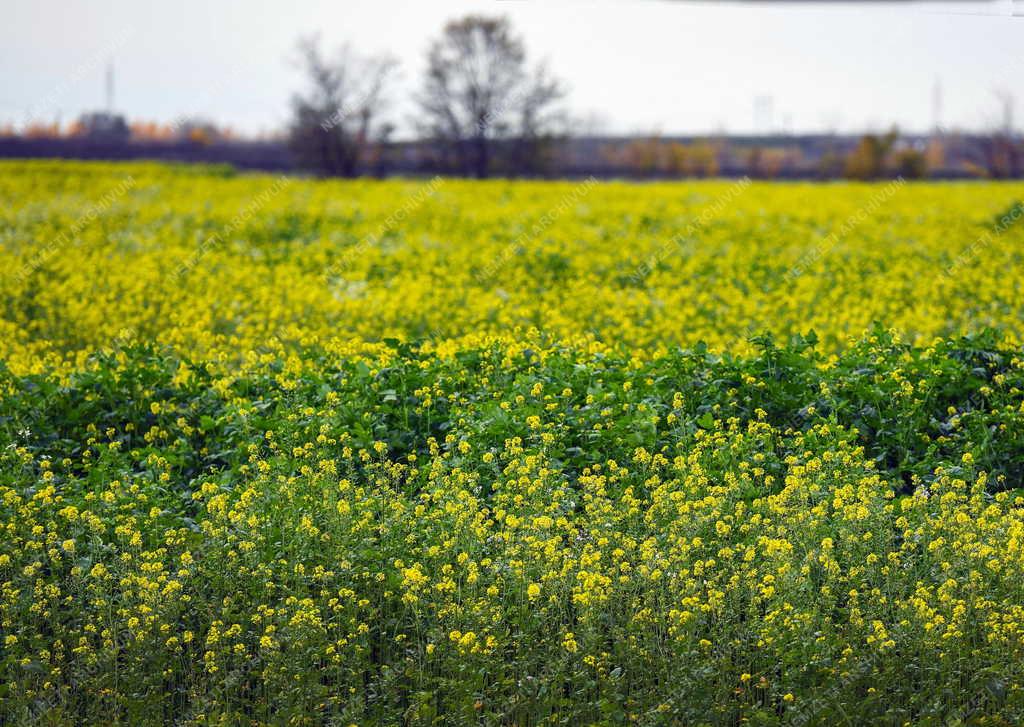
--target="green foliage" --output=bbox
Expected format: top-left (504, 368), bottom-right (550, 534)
top-left (2, 333), bottom-right (1024, 723)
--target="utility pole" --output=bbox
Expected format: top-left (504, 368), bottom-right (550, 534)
top-left (993, 89), bottom-right (1014, 135)
top-left (105, 61), bottom-right (114, 112)
top-left (754, 95), bottom-right (774, 135)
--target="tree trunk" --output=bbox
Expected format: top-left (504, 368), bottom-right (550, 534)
top-left (474, 134), bottom-right (489, 178)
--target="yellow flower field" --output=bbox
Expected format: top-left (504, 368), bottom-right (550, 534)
top-left (2, 160), bottom-right (1024, 724)
top-left (1, 161), bottom-right (1022, 372)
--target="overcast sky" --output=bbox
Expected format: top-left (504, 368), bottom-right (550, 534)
top-left (1, 0), bottom-right (1021, 137)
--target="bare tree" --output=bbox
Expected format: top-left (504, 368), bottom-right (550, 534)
top-left (967, 90), bottom-right (1021, 179)
top-left (288, 36), bottom-right (396, 177)
top-left (507, 62), bottom-right (567, 175)
top-left (979, 89), bottom-right (1021, 179)
top-left (417, 16), bottom-right (566, 178)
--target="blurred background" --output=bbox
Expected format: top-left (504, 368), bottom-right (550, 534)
top-left (1, 0), bottom-right (1022, 179)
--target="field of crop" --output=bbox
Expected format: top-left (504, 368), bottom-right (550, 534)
top-left (2, 160), bottom-right (1024, 725)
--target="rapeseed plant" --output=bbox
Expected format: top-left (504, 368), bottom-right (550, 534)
top-left (1, 161), bottom-right (1023, 724)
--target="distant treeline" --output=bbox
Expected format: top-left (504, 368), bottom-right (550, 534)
top-left (0, 131), bottom-right (1020, 180)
